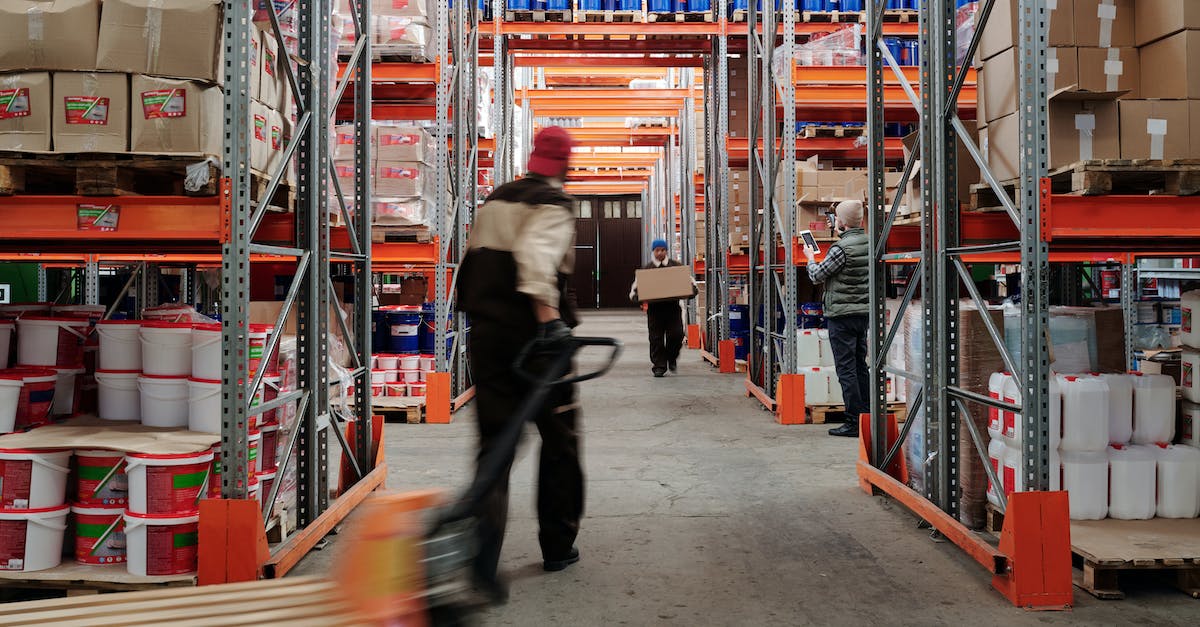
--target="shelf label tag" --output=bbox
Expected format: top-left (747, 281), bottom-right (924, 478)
top-left (77, 204), bottom-right (120, 232)
top-left (0, 284), bottom-right (9, 304)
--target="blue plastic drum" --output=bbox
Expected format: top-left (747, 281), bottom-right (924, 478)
top-left (647, 0), bottom-right (671, 11)
top-left (372, 308), bottom-right (389, 354)
top-left (619, 0), bottom-right (640, 8)
top-left (732, 333), bottom-right (750, 361)
top-left (687, 0), bottom-right (712, 11)
top-left (837, 0), bottom-right (864, 11)
top-left (387, 306), bottom-right (422, 354)
top-left (729, 304), bottom-right (750, 336)
top-left (902, 39), bottom-right (920, 66)
top-left (547, 0), bottom-right (570, 9)
top-left (883, 37), bottom-right (904, 64)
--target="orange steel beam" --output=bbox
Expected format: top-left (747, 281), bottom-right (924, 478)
top-left (0, 196), bottom-right (222, 243)
top-left (568, 170), bottom-right (653, 180)
top-left (528, 103), bottom-right (684, 116)
top-left (336, 62), bottom-right (439, 83)
top-left (501, 22), bottom-right (720, 36)
top-left (570, 154), bottom-right (661, 167)
top-left (789, 65), bottom-right (975, 86)
top-left (517, 56), bottom-right (702, 68)
top-left (564, 182), bottom-right (645, 195)
top-left (515, 88), bottom-right (692, 101)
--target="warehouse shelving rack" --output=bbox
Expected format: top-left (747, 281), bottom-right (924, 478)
top-left (857, 0), bottom-right (1200, 608)
top-left (0, 0), bottom-right (381, 584)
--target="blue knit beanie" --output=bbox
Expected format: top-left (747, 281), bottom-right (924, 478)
top-left (651, 239), bottom-right (668, 251)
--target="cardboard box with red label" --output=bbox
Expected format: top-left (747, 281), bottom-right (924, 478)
top-left (53, 72), bottom-right (127, 153)
top-left (130, 75), bottom-right (222, 155)
top-left (0, 73), bottom-right (51, 151)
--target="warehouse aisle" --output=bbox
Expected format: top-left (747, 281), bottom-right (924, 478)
top-left (295, 311), bottom-right (1195, 625)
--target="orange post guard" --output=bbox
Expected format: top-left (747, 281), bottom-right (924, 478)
top-left (774, 373), bottom-right (805, 425)
top-left (686, 324), bottom-right (702, 350)
top-left (992, 491), bottom-right (1074, 610)
top-left (425, 372), bottom-right (452, 424)
top-left (718, 339), bottom-right (736, 374)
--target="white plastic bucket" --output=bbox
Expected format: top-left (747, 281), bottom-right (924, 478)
top-left (1155, 444), bottom-right (1200, 519)
top-left (1182, 349), bottom-right (1200, 404)
top-left (986, 438), bottom-right (1005, 508)
top-left (1002, 375), bottom-right (1022, 444)
top-left (187, 378), bottom-right (221, 433)
top-left (0, 321), bottom-right (13, 369)
top-left (408, 383), bottom-right (427, 397)
top-left (75, 449), bottom-right (128, 506)
top-left (802, 367), bottom-right (831, 405)
top-left (96, 320), bottom-right (143, 371)
top-left (1182, 289), bottom-right (1200, 348)
top-left (0, 375), bottom-right (22, 433)
top-left (399, 369), bottom-right (420, 384)
top-left (1060, 450), bottom-right (1109, 520)
top-left (796, 330), bottom-right (821, 368)
top-left (16, 317), bottom-right (89, 368)
top-left (49, 367), bottom-right (84, 417)
top-left (140, 321), bottom-right (193, 377)
top-left (249, 430), bottom-right (262, 473)
top-left (0, 303), bottom-right (52, 318)
top-left (376, 354), bottom-right (399, 370)
top-left (370, 370), bottom-right (388, 385)
top-left (815, 331), bottom-right (835, 367)
top-left (141, 305), bottom-right (197, 322)
top-left (1182, 401), bottom-right (1200, 448)
top-left (383, 370), bottom-right (399, 384)
top-left (125, 451), bottom-right (213, 515)
top-left (138, 375), bottom-right (189, 428)
top-left (1002, 445), bottom-right (1026, 496)
top-left (1130, 372), bottom-right (1175, 445)
top-left (1059, 375), bottom-right (1110, 452)
top-left (71, 505), bottom-right (126, 565)
top-left (95, 370), bottom-right (141, 422)
top-left (1108, 444), bottom-right (1157, 520)
top-left (399, 355), bottom-right (420, 371)
top-left (0, 448), bottom-right (70, 509)
top-left (418, 355), bottom-right (435, 372)
top-left (190, 323), bottom-right (222, 381)
top-left (123, 511), bottom-right (200, 576)
top-left (386, 383), bottom-right (407, 397)
top-left (0, 504), bottom-right (68, 571)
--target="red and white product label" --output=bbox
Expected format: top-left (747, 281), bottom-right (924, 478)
top-left (1003, 464), bottom-right (1016, 497)
top-left (144, 521), bottom-right (198, 575)
top-left (254, 113), bottom-right (267, 142)
top-left (0, 460), bottom-right (33, 509)
top-left (64, 97), bottom-right (109, 125)
top-left (381, 166), bottom-right (418, 180)
top-left (271, 122), bottom-right (282, 151)
top-left (141, 90), bottom-right (187, 119)
top-left (0, 520), bottom-right (28, 570)
top-left (335, 164), bottom-right (355, 178)
top-left (76, 458), bottom-right (129, 506)
top-left (336, 131), bottom-right (354, 146)
top-left (1185, 362), bottom-right (1194, 390)
top-left (77, 204), bottom-right (120, 233)
top-left (380, 133), bottom-right (418, 147)
top-left (264, 48), bottom-right (276, 77)
top-left (391, 0), bottom-right (412, 8)
top-left (143, 462), bottom-right (210, 514)
top-left (387, 24), bottom-right (411, 39)
top-left (0, 88), bottom-right (31, 120)
top-left (75, 514), bottom-right (126, 564)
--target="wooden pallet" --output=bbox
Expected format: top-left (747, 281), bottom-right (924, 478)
top-left (806, 401), bottom-right (907, 425)
top-left (371, 397), bottom-right (426, 424)
top-left (506, 9), bottom-right (573, 22)
top-left (249, 168), bottom-right (296, 213)
top-left (881, 9), bottom-right (919, 23)
top-left (892, 213), bottom-right (923, 226)
top-left (0, 576), bottom-right (355, 625)
top-left (0, 152), bottom-right (220, 197)
top-left (1070, 518), bottom-right (1200, 600)
top-left (984, 502), bottom-right (1005, 534)
top-left (647, 10), bottom-right (712, 22)
top-left (969, 159), bottom-right (1200, 210)
top-left (799, 124), bottom-right (866, 139)
top-left (580, 9), bottom-right (644, 22)
top-left (0, 563), bottom-right (194, 596)
top-left (371, 225), bottom-right (433, 244)
top-left (802, 10), bottom-right (864, 23)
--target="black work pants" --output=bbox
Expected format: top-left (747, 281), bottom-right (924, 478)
top-left (646, 301), bottom-right (685, 371)
top-left (468, 321), bottom-right (583, 584)
top-left (826, 314), bottom-right (870, 425)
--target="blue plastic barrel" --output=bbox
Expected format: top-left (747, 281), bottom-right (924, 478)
top-left (647, 0), bottom-right (671, 10)
top-left (902, 39), bottom-right (920, 66)
top-left (732, 333), bottom-right (750, 361)
top-left (372, 308), bottom-right (389, 353)
top-left (883, 36), bottom-right (904, 64)
top-left (687, 0), bottom-right (712, 11)
top-left (593, 0), bottom-right (612, 9)
top-left (387, 307), bottom-right (422, 354)
top-left (801, 0), bottom-right (823, 10)
top-left (508, 0), bottom-right (531, 8)
top-left (618, 0), bottom-right (640, 8)
top-left (547, 0), bottom-right (570, 9)
top-left (731, 0), bottom-right (749, 11)
top-left (838, 0), bottom-right (863, 11)
top-left (418, 303), bottom-right (435, 353)
top-left (729, 304), bottom-right (750, 336)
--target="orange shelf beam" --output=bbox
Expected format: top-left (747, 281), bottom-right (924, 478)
top-left (336, 62), bottom-right (439, 84)
top-left (565, 181), bottom-right (646, 195)
top-left (500, 22), bottom-right (720, 36)
top-left (789, 65), bottom-right (975, 86)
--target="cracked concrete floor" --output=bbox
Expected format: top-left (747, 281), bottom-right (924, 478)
top-left (293, 311), bottom-right (1199, 625)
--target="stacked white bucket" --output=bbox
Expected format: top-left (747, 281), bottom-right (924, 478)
top-left (95, 320), bottom-right (195, 427)
top-left (989, 369), bottom-right (1200, 521)
top-left (793, 330), bottom-right (898, 405)
top-left (1180, 290), bottom-right (1200, 448)
top-left (371, 353), bottom-right (437, 398)
top-left (0, 447), bottom-right (71, 572)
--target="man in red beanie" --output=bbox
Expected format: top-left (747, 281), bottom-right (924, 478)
top-left (456, 126), bottom-right (583, 604)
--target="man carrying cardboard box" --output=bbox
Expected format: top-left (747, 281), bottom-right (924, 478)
top-left (803, 200), bottom-right (870, 438)
top-left (630, 239), bottom-right (697, 378)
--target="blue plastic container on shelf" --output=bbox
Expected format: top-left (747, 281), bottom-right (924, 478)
top-left (729, 304), bottom-right (750, 336)
top-left (386, 307), bottom-right (422, 355)
top-left (546, 0), bottom-right (570, 9)
top-left (883, 36), bottom-right (904, 63)
top-left (418, 302), bottom-right (435, 354)
top-left (507, 0), bottom-right (532, 9)
top-left (837, 0), bottom-right (864, 11)
top-left (901, 39), bottom-right (920, 66)
top-left (801, 0), bottom-right (826, 11)
top-left (372, 309), bottom-right (388, 354)
top-left (581, 0), bottom-right (602, 8)
top-left (647, 0), bottom-right (671, 11)
top-left (731, 0), bottom-right (749, 11)
top-left (732, 333), bottom-right (750, 361)
top-left (687, 0), bottom-right (712, 11)
top-left (618, 0), bottom-right (640, 8)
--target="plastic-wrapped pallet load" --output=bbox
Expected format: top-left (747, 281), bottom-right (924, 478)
top-left (956, 302), bottom-right (1006, 530)
top-left (97, 0), bottom-right (223, 84)
top-left (0, 0), bottom-right (100, 72)
top-left (0, 73), bottom-right (52, 151)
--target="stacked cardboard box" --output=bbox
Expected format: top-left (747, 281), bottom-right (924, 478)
top-left (976, 0), bottom-right (1200, 181)
top-left (334, 0), bottom-right (432, 61)
top-left (0, 0), bottom-right (283, 165)
top-left (333, 123), bottom-right (434, 227)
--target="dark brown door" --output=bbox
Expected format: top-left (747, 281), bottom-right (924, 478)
top-left (597, 197), bottom-right (643, 308)
top-left (572, 197), bottom-right (598, 310)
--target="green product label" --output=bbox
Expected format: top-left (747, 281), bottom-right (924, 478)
top-left (174, 531), bottom-right (199, 549)
top-left (78, 464), bottom-right (117, 481)
top-left (76, 522), bottom-right (112, 537)
top-left (172, 470), bottom-right (208, 490)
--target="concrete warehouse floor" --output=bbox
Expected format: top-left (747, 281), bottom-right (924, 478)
top-left (293, 311), bottom-right (1198, 626)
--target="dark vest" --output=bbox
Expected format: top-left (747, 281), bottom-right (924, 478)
top-left (823, 227), bottom-right (870, 318)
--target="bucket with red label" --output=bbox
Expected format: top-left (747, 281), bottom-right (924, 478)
top-left (15, 317), bottom-right (89, 369)
top-left (74, 449), bottom-right (128, 506)
top-left (248, 324), bottom-right (278, 377)
top-left (0, 448), bottom-right (71, 509)
top-left (123, 511), bottom-right (199, 576)
top-left (3, 367), bottom-right (60, 429)
top-left (71, 505), bottom-right (126, 565)
top-left (207, 444), bottom-right (221, 498)
top-left (0, 504), bottom-right (69, 571)
top-left (124, 451), bottom-right (213, 515)
top-left (259, 424), bottom-right (279, 473)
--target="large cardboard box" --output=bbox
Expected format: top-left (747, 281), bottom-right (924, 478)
top-left (1193, 101), bottom-right (1200, 161)
top-left (375, 124), bottom-right (433, 162)
top-left (129, 75), bottom-right (222, 155)
top-left (1119, 100), bottom-right (1191, 160)
top-left (1076, 47), bottom-right (1139, 97)
top-left (1139, 31), bottom-right (1200, 100)
top-left (97, 0), bottom-right (222, 83)
top-left (259, 26), bottom-right (281, 111)
top-left (52, 72), bottom-right (127, 153)
top-left (369, 0), bottom-right (430, 19)
top-left (1073, 0), bottom-right (1135, 48)
top-left (634, 265), bottom-right (694, 303)
top-left (333, 160), bottom-right (357, 196)
top-left (981, 47), bottom-right (1083, 124)
top-left (818, 170), bottom-right (867, 202)
top-left (0, 0), bottom-right (99, 72)
top-left (979, 0), bottom-right (1073, 62)
top-left (250, 99), bottom-right (270, 171)
top-left (987, 97), bottom-right (1120, 181)
top-left (376, 161), bottom-right (426, 197)
top-left (268, 107), bottom-right (284, 175)
top-left (249, 27), bottom-right (262, 103)
top-left (1136, 0), bottom-right (1200, 47)
top-left (0, 73), bottom-right (52, 151)
top-left (1047, 47), bottom-right (1080, 95)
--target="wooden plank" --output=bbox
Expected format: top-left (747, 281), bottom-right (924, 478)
top-left (0, 563), bottom-right (194, 592)
top-left (1071, 518), bottom-right (1200, 564)
top-left (0, 577), bottom-right (308, 616)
